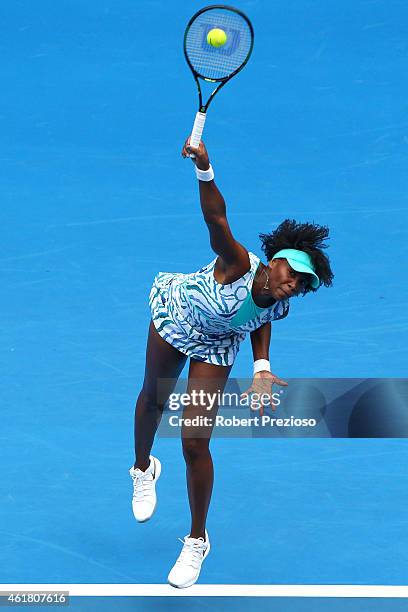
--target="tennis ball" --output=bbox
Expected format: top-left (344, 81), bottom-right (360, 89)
top-left (207, 28), bottom-right (227, 48)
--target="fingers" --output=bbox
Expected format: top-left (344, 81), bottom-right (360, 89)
top-left (181, 136), bottom-right (204, 159)
top-left (240, 386), bottom-right (254, 398)
top-left (181, 136), bottom-right (193, 158)
top-left (242, 375), bottom-right (287, 413)
top-left (272, 377), bottom-right (289, 387)
top-left (271, 399), bottom-right (278, 412)
top-left (244, 382), bottom-right (276, 414)
top-left (244, 388), bottom-right (273, 413)
top-left (241, 374), bottom-right (288, 416)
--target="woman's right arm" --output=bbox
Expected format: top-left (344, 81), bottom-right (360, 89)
top-left (182, 138), bottom-right (249, 271)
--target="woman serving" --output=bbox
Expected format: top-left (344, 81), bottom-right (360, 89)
top-left (129, 138), bottom-right (334, 588)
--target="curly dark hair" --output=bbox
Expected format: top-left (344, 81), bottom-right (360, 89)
top-left (259, 219), bottom-right (334, 294)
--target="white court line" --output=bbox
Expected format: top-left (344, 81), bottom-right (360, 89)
top-left (1, 585), bottom-right (408, 598)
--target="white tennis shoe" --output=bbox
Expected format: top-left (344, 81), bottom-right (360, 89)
top-left (167, 530), bottom-right (210, 588)
top-left (129, 455), bottom-right (161, 522)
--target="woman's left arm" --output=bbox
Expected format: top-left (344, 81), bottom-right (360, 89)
top-left (242, 322), bottom-right (288, 414)
top-left (250, 322), bottom-right (271, 361)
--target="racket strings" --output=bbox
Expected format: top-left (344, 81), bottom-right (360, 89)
top-left (185, 8), bottom-right (253, 81)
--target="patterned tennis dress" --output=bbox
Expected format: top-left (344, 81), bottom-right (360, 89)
top-left (149, 251), bottom-right (289, 366)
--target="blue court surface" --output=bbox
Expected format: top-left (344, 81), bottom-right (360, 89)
top-left (1, 0), bottom-right (408, 609)
top-left (7, 596), bottom-right (408, 612)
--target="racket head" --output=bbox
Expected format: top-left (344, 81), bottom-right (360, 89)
top-left (184, 5), bottom-right (254, 83)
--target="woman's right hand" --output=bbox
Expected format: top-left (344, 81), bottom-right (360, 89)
top-left (181, 137), bottom-right (210, 171)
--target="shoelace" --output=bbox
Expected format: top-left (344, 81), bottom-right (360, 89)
top-left (131, 470), bottom-right (154, 501)
top-left (176, 537), bottom-right (206, 569)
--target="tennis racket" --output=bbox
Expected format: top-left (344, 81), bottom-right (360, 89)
top-left (184, 5), bottom-right (254, 155)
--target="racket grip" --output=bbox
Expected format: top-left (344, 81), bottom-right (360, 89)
top-left (189, 111), bottom-right (206, 157)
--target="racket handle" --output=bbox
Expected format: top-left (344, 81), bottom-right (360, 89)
top-left (189, 111), bottom-right (207, 158)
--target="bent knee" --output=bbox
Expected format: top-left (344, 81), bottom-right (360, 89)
top-left (182, 437), bottom-right (210, 463)
top-left (137, 386), bottom-right (165, 412)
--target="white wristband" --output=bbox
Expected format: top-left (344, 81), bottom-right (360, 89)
top-left (195, 164), bottom-right (214, 182)
top-left (253, 359), bottom-right (271, 375)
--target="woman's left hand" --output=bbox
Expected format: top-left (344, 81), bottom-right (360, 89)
top-left (240, 371), bottom-right (288, 416)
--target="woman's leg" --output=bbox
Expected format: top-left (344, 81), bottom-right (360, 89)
top-left (134, 320), bottom-right (187, 471)
top-left (181, 359), bottom-right (232, 539)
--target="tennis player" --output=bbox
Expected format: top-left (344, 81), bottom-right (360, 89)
top-left (129, 138), bottom-right (334, 588)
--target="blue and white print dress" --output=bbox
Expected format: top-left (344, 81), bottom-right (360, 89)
top-left (149, 251), bottom-right (289, 367)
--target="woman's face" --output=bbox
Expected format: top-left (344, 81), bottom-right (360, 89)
top-left (267, 258), bottom-right (310, 300)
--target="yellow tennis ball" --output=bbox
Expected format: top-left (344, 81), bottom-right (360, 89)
top-left (207, 28), bottom-right (227, 48)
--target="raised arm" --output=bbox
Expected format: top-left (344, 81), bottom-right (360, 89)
top-left (182, 138), bottom-right (248, 271)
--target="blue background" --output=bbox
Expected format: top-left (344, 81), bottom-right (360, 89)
top-left (1, 0), bottom-right (408, 588)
